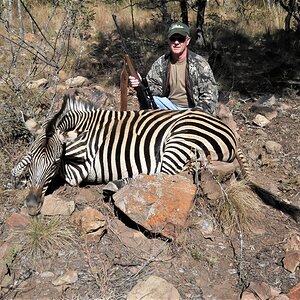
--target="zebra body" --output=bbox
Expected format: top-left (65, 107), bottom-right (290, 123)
top-left (13, 95), bottom-right (300, 221)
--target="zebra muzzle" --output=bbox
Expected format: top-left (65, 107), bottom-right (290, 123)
top-left (25, 189), bottom-right (44, 216)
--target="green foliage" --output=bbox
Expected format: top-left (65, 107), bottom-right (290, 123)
top-left (4, 245), bottom-right (22, 267)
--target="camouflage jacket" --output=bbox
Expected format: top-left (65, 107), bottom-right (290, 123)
top-left (146, 50), bottom-right (218, 114)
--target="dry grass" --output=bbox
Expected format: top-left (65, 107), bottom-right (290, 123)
top-left (215, 180), bottom-right (265, 234)
top-left (17, 216), bottom-right (78, 259)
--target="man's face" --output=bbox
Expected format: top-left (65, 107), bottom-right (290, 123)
top-left (168, 34), bottom-right (190, 56)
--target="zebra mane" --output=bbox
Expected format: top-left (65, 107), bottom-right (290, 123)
top-left (45, 94), bottom-right (95, 140)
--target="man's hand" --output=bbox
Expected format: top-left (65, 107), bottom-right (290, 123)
top-left (129, 75), bottom-right (140, 88)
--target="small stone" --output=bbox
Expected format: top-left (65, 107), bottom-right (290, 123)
top-left (27, 78), bottom-right (48, 89)
top-left (241, 291), bottom-right (258, 300)
top-left (65, 76), bottom-right (89, 88)
top-left (5, 213), bottom-right (31, 229)
top-left (197, 217), bottom-right (214, 237)
top-left (71, 207), bottom-right (106, 234)
top-left (253, 114), bottom-right (270, 127)
top-left (282, 250), bottom-right (300, 273)
top-left (40, 271), bottom-right (55, 278)
top-left (264, 141), bottom-right (282, 154)
top-left (265, 110), bottom-right (278, 120)
top-left (51, 270), bottom-right (78, 286)
top-left (127, 275), bottom-right (180, 300)
top-left (283, 233), bottom-right (300, 252)
top-left (257, 94), bottom-right (276, 106)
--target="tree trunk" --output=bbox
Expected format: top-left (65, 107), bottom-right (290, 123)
top-left (179, 0), bottom-right (189, 25)
top-left (195, 0), bottom-right (207, 48)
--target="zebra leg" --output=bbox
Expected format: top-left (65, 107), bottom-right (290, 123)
top-left (103, 178), bottom-right (134, 197)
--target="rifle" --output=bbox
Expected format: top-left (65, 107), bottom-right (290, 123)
top-left (112, 15), bottom-right (158, 110)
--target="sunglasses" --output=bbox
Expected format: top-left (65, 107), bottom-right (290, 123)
top-left (169, 35), bottom-right (186, 43)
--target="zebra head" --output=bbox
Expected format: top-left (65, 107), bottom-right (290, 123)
top-left (13, 95), bottom-right (86, 216)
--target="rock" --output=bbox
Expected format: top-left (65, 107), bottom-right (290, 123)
top-left (282, 250), bottom-right (300, 273)
top-left (0, 260), bottom-right (8, 283)
top-left (241, 291), bottom-right (258, 300)
top-left (287, 282), bottom-right (300, 300)
top-left (241, 282), bottom-right (280, 300)
top-left (127, 275), bottom-right (181, 300)
top-left (113, 173), bottom-right (196, 239)
top-left (257, 94), bottom-right (276, 106)
top-left (264, 141), bottom-right (282, 154)
top-left (75, 189), bottom-right (98, 203)
top-left (65, 76), bottom-right (89, 88)
top-left (41, 195), bottom-right (75, 216)
top-left (282, 231), bottom-right (300, 273)
top-left (110, 219), bottom-right (169, 261)
top-left (51, 270), bottom-right (78, 286)
top-left (200, 169), bottom-right (222, 203)
top-left (5, 213), bottom-right (31, 229)
top-left (71, 207), bottom-right (106, 233)
top-left (40, 271), bottom-right (55, 278)
top-left (253, 114), bottom-right (270, 127)
top-left (197, 217), bottom-right (215, 237)
top-left (27, 78), bottom-right (48, 89)
top-left (71, 207), bottom-right (106, 241)
top-left (264, 110), bottom-right (278, 120)
top-left (270, 295), bottom-right (289, 300)
top-left (208, 160), bottom-right (239, 182)
top-left (277, 103), bottom-right (292, 113)
top-left (216, 103), bottom-right (240, 139)
top-left (283, 232), bottom-right (300, 251)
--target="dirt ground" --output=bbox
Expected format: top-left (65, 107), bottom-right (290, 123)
top-left (0, 90), bottom-right (299, 300)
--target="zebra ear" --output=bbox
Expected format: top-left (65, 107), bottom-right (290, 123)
top-left (25, 118), bottom-right (43, 136)
top-left (60, 130), bottom-right (79, 143)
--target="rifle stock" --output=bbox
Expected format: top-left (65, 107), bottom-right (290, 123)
top-left (120, 60), bottom-right (129, 111)
top-left (124, 55), bottom-right (157, 109)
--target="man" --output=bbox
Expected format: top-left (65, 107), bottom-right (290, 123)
top-left (129, 21), bottom-right (218, 115)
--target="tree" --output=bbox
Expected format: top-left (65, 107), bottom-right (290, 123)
top-left (195, 0), bottom-right (207, 48)
top-left (276, 0), bottom-right (300, 33)
top-left (179, 0), bottom-right (189, 25)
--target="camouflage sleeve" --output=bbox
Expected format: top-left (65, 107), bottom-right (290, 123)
top-left (190, 54), bottom-right (218, 115)
top-left (146, 56), bottom-right (165, 96)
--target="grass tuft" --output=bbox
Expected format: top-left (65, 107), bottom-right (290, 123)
top-left (19, 216), bottom-right (78, 258)
top-left (215, 180), bottom-right (265, 234)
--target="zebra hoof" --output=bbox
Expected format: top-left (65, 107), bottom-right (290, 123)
top-left (103, 182), bottom-right (119, 197)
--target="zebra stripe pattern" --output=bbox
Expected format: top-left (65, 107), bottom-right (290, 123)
top-left (57, 104), bottom-right (238, 186)
top-left (13, 95), bottom-right (300, 222)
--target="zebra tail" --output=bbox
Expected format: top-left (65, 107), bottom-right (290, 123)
top-left (235, 148), bottom-right (300, 222)
top-left (248, 182), bottom-right (300, 222)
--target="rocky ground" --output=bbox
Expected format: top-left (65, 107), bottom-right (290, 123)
top-left (0, 80), bottom-right (299, 300)
top-left (0, 26), bottom-right (300, 299)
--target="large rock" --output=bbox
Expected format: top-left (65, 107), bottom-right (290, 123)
top-left (113, 173), bottom-right (196, 239)
top-left (127, 275), bottom-right (181, 300)
top-left (41, 195), bottom-right (75, 216)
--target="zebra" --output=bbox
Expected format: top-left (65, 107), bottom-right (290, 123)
top-left (12, 94), bottom-right (300, 221)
